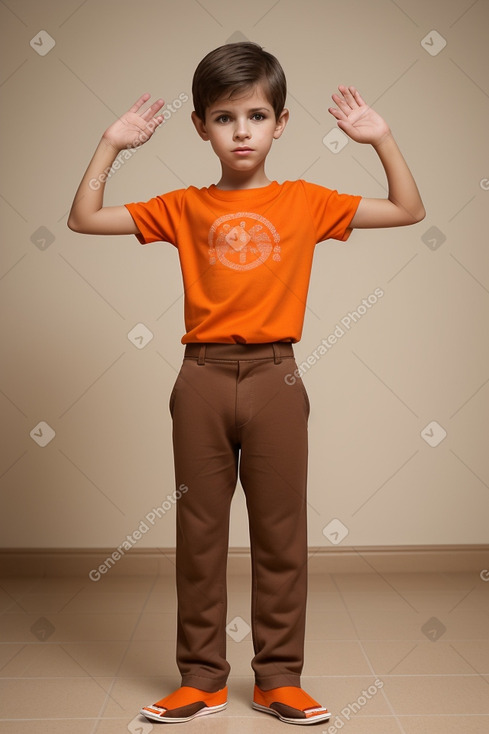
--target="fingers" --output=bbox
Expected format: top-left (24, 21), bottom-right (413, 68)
top-left (141, 98), bottom-right (166, 122)
top-left (129, 93), bottom-right (151, 114)
top-left (331, 86), bottom-right (365, 114)
top-left (328, 105), bottom-right (343, 120)
top-left (128, 93), bottom-right (165, 119)
top-left (339, 85), bottom-right (358, 107)
top-left (351, 87), bottom-right (366, 106)
top-left (145, 113), bottom-right (165, 135)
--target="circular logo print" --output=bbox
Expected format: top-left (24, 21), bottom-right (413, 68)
top-left (208, 212), bottom-right (281, 271)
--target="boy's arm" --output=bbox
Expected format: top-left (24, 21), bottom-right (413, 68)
top-left (68, 93), bottom-right (164, 235)
top-left (328, 86), bottom-right (425, 227)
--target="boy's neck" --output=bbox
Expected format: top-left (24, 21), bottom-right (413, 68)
top-left (215, 166), bottom-right (273, 191)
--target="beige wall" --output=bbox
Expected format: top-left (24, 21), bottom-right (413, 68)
top-left (1, 0), bottom-right (488, 549)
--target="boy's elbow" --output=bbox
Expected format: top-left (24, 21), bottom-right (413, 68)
top-left (68, 214), bottom-right (89, 233)
top-left (67, 216), bottom-right (80, 232)
top-left (399, 204), bottom-right (426, 226)
top-left (413, 204), bottom-right (426, 223)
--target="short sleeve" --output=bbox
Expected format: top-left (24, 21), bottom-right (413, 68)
top-left (301, 180), bottom-right (361, 243)
top-left (124, 189), bottom-right (185, 245)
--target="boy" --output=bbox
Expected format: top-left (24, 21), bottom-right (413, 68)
top-left (68, 42), bottom-right (424, 726)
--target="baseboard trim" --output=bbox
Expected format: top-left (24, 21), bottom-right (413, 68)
top-left (0, 545), bottom-right (488, 577)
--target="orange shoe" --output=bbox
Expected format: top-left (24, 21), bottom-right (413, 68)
top-left (252, 685), bottom-right (331, 725)
top-left (140, 685), bottom-right (228, 723)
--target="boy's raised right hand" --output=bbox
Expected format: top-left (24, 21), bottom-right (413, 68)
top-left (102, 93), bottom-right (165, 151)
top-left (68, 93), bottom-right (166, 235)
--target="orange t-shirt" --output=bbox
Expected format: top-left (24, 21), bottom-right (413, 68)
top-left (125, 180), bottom-right (361, 344)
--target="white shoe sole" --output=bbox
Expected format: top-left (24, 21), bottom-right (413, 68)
top-left (141, 701), bottom-right (227, 723)
top-left (252, 701), bottom-right (331, 725)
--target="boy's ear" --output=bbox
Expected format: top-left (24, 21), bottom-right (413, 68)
top-left (273, 108), bottom-right (289, 140)
top-left (191, 111), bottom-right (210, 141)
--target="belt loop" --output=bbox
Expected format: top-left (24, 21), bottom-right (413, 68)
top-left (197, 344), bottom-right (206, 365)
top-left (272, 342), bottom-right (282, 365)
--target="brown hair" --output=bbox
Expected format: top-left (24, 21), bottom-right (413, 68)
top-left (192, 41), bottom-right (286, 121)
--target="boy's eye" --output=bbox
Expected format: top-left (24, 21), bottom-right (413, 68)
top-left (213, 113), bottom-right (267, 123)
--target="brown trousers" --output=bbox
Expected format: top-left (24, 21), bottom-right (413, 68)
top-left (169, 342), bottom-right (310, 692)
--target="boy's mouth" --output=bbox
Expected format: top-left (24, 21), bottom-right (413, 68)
top-left (232, 147), bottom-right (254, 153)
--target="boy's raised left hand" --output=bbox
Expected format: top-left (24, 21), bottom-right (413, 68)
top-left (329, 86), bottom-right (391, 147)
top-left (102, 93), bottom-right (165, 152)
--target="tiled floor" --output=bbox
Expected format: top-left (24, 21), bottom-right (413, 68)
top-left (1, 569), bottom-right (488, 733)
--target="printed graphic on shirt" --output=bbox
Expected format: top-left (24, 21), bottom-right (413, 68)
top-left (208, 212), bottom-right (281, 271)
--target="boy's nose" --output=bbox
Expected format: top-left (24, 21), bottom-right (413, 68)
top-left (233, 122), bottom-right (251, 140)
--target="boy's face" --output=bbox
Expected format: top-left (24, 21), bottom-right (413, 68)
top-left (192, 84), bottom-right (288, 179)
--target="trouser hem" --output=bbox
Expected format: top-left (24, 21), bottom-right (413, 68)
top-left (181, 674), bottom-right (228, 693)
top-left (254, 674), bottom-right (302, 691)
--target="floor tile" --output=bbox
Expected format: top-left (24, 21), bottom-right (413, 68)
top-left (0, 612), bottom-right (140, 643)
top-left (447, 639), bottom-right (489, 675)
top-left (399, 715), bottom-right (489, 733)
top-left (58, 641), bottom-right (128, 677)
top-left (362, 638), bottom-right (486, 675)
top-left (332, 572), bottom-right (396, 592)
top-left (131, 612), bottom-right (177, 640)
top-left (0, 677), bottom-right (108, 719)
top-left (307, 573), bottom-right (338, 592)
top-left (0, 643), bottom-right (97, 678)
top-left (304, 590), bottom-right (347, 610)
top-left (305, 608), bottom-right (358, 639)
top-left (341, 590), bottom-right (417, 612)
top-left (383, 572), bottom-right (473, 591)
top-left (348, 607), bottom-right (489, 641)
top-left (382, 675), bottom-right (489, 715)
top-left (0, 723), bottom-right (94, 734)
top-left (59, 590), bottom-right (149, 614)
top-left (303, 640), bottom-right (373, 676)
top-left (117, 639), bottom-right (177, 677)
top-left (140, 589), bottom-right (177, 613)
top-left (0, 577), bottom-right (81, 599)
top-left (84, 575), bottom-right (157, 593)
top-left (1, 570), bottom-right (488, 732)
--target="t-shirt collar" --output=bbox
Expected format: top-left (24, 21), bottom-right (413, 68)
top-left (206, 180), bottom-right (280, 201)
